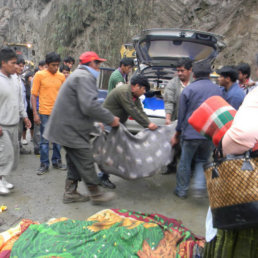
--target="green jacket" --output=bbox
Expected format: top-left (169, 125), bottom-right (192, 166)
top-left (108, 69), bottom-right (125, 93)
top-left (103, 84), bottom-right (150, 127)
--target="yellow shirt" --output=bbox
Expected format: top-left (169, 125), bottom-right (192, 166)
top-left (31, 70), bottom-right (65, 115)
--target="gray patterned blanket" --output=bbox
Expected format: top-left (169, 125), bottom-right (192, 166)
top-left (92, 123), bottom-right (176, 179)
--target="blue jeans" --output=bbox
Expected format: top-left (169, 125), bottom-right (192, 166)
top-left (40, 114), bottom-right (61, 166)
top-left (176, 139), bottom-right (213, 195)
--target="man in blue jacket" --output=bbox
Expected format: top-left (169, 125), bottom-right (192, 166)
top-left (171, 61), bottom-right (223, 199)
top-left (217, 66), bottom-right (245, 110)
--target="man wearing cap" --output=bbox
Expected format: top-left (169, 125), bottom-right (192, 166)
top-left (171, 61), bottom-right (223, 199)
top-left (217, 66), bottom-right (245, 110)
top-left (43, 51), bottom-right (120, 205)
top-left (99, 74), bottom-right (158, 189)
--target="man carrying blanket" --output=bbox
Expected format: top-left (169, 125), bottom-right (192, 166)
top-left (43, 51), bottom-right (120, 205)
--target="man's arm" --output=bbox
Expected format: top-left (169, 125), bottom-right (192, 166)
top-left (31, 73), bottom-right (41, 125)
top-left (164, 78), bottom-right (177, 124)
top-left (171, 91), bottom-right (188, 146)
top-left (17, 78), bottom-right (32, 129)
top-left (76, 75), bottom-right (116, 125)
top-left (31, 95), bottom-right (40, 125)
top-left (16, 77), bottom-right (28, 120)
top-left (165, 113), bottom-right (172, 125)
top-left (171, 130), bottom-right (181, 146)
top-left (176, 91), bottom-right (187, 133)
top-left (118, 90), bottom-right (151, 128)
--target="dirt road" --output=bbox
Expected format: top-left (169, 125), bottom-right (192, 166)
top-left (0, 146), bottom-right (209, 237)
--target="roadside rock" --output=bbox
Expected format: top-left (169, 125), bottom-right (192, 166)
top-left (0, 0), bottom-right (258, 77)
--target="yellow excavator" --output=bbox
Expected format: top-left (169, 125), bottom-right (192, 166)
top-left (120, 43), bottom-right (136, 59)
top-left (5, 43), bottom-right (35, 69)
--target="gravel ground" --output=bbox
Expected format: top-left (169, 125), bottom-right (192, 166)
top-left (0, 142), bottom-right (209, 237)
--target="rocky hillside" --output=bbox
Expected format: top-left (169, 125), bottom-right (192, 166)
top-left (1, 0), bottom-right (258, 76)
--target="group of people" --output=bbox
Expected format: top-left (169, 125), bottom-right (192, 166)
top-left (0, 45), bottom-right (258, 256)
top-left (162, 59), bottom-right (258, 256)
top-left (0, 49), bottom-right (75, 194)
top-left (1, 47), bottom-right (258, 200)
top-left (0, 48), bottom-right (151, 204)
top-left (164, 60), bottom-right (254, 199)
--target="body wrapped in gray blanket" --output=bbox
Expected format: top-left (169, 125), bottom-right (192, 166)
top-left (92, 123), bottom-right (176, 179)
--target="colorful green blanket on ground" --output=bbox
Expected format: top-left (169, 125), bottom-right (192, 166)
top-left (0, 209), bottom-right (205, 258)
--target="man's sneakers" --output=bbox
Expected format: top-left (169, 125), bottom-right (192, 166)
top-left (36, 163), bottom-right (49, 175)
top-left (21, 139), bottom-right (28, 145)
top-left (2, 177), bottom-right (14, 189)
top-left (192, 189), bottom-right (208, 199)
top-left (173, 189), bottom-right (187, 199)
top-left (53, 161), bottom-right (67, 170)
top-left (37, 161), bottom-right (66, 175)
top-left (99, 177), bottom-right (116, 189)
top-left (173, 189), bottom-right (208, 199)
top-left (0, 177), bottom-right (14, 195)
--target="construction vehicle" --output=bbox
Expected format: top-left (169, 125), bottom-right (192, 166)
top-left (120, 43), bottom-right (136, 59)
top-left (5, 43), bottom-right (35, 70)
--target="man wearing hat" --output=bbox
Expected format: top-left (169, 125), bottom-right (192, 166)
top-left (217, 66), bottom-right (245, 110)
top-left (43, 51), bottom-right (120, 205)
top-left (99, 74), bottom-right (158, 189)
top-left (171, 61), bottom-right (223, 199)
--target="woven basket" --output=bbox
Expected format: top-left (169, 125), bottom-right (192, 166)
top-left (205, 154), bottom-right (258, 229)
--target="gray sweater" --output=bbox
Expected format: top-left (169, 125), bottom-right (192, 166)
top-left (164, 75), bottom-right (193, 120)
top-left (43, 66), bottom-right (114, 148)
top-left (0, 72), bottom-right (27, 126)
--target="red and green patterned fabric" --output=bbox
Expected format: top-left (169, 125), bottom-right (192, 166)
top-left (188, 96), bottom-right (236, 146)
top-left (4, 209), bottom-right (205, 258)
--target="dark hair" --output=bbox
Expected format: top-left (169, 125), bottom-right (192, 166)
top-left (24, 71), bottom-right (34, 88)
top-left (81, 62), bottom-right (91, 66)
top-left (120, 58), bottom-right (134, 67)
top-left (0, 47), bottom-right (17, 67)
top-left (130, 74), bottom-right (150, 91)
top-left (24, 71), bottom-right (34, 82)
top-left (64, 56), bottom-right (75, 64)
top-left (176, 59), bottom-right (192, 70)
top-left (192, 61), bottom-right (212, 78)
top-left (237, 63), bottom-right (251, 78)
top-left (16, 55), bottom-right (25, 65)
top-left (38, 60), bottom-right (46, 66)
top-left (219, 66), bottom-right (238, 82)
top-left (59, 64), bottom-right (70, 73)
top-left (45, 52), bottom-right (61, 64)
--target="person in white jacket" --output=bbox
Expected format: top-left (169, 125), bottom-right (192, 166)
top-left (0, 48), bottom-right (31, 195)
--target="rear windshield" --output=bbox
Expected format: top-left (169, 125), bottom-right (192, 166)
top-left (140, 40), bottom-right (215, 61)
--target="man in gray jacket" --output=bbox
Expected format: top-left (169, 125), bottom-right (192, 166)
top-left (44, 51), bottom-right (120, 204)
top-left (0, 48), bottom-right (31, 195)
top-left (163, 59), bottom-right (193, 174)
